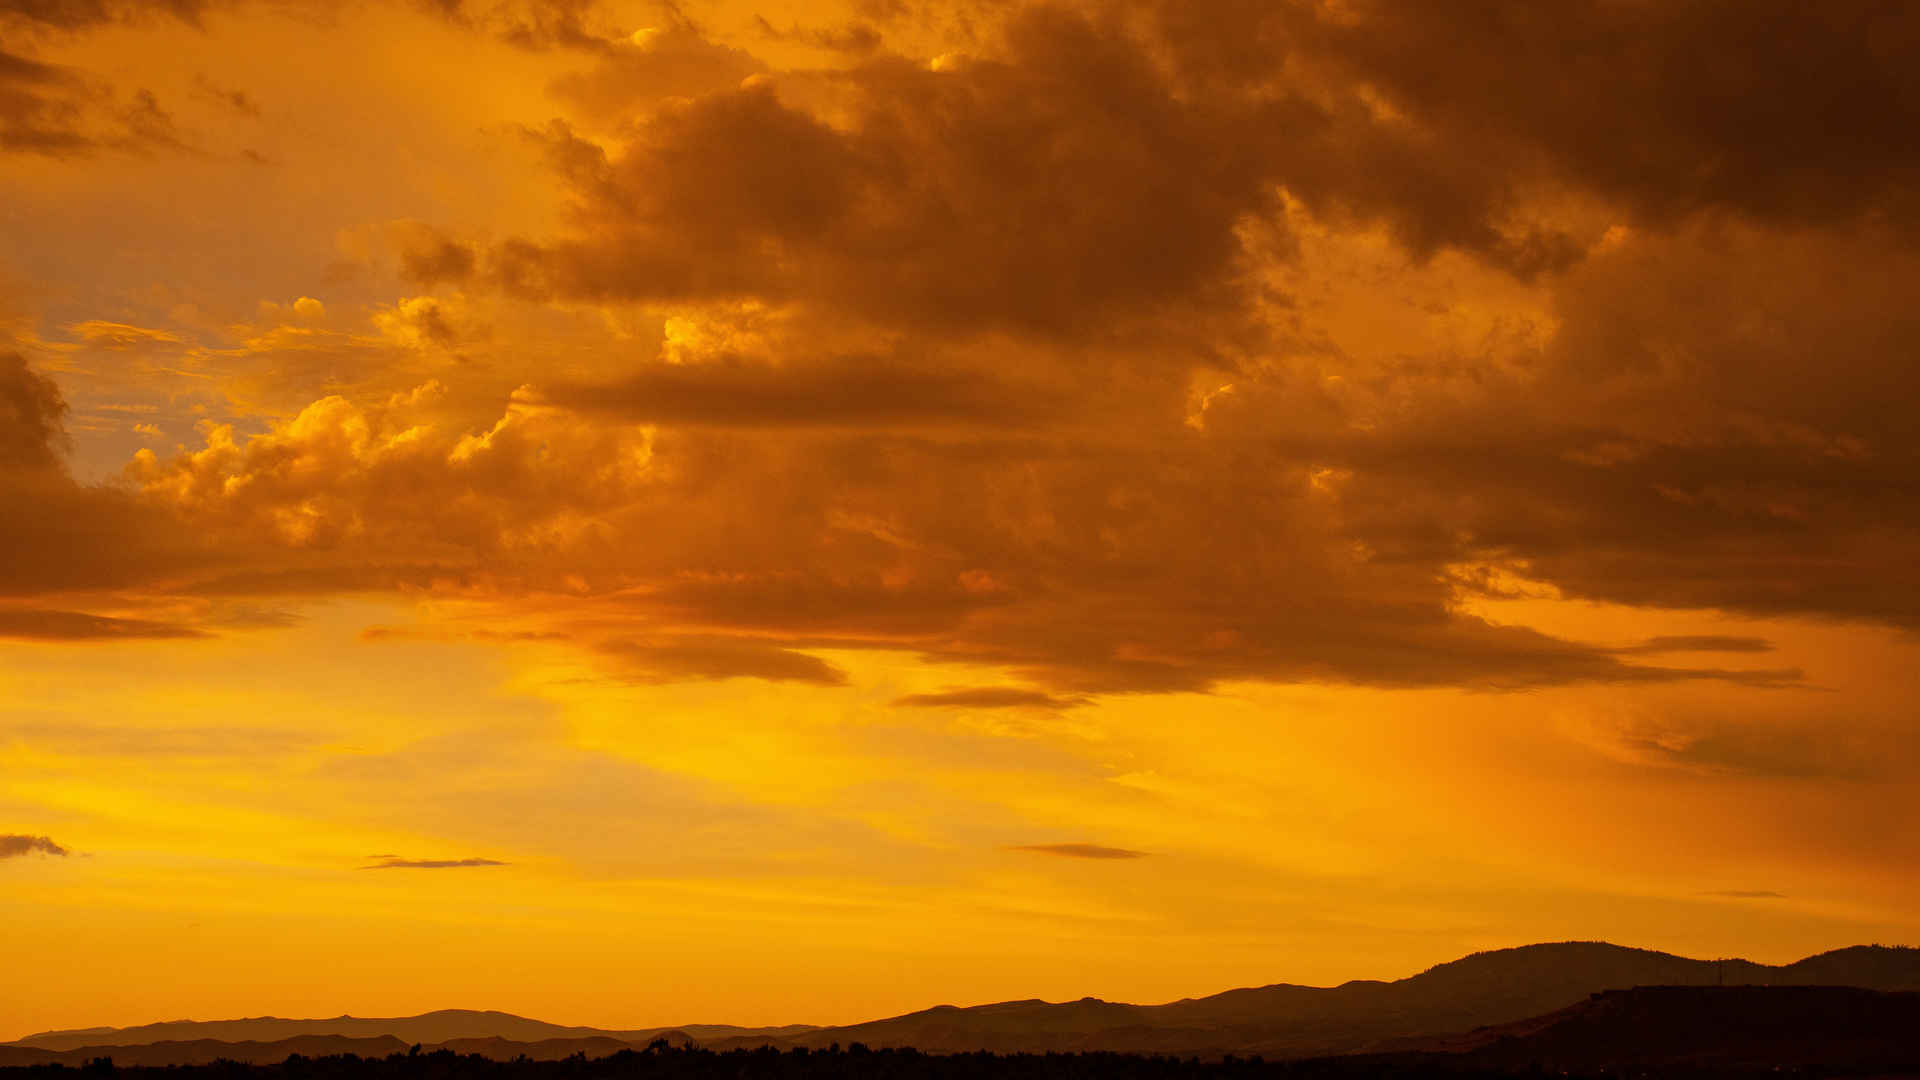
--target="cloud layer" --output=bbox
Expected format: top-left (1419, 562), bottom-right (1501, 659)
top-left (0, 834), bottom-right (69, 858)
top-left (360, 856), bottom-right (509, 870)
top-left (3, 3), bottom-right (1913, 698)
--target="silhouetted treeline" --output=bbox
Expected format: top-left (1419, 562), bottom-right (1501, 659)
top-left (1, 1040), bottom-right (1908, 1080)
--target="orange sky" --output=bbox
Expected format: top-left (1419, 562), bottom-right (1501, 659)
top-left (3, 0), bottom-right (1919, 1043)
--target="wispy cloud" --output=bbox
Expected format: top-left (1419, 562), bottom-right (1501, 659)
top-left (0, 609), bottom-right (206, 641)
top-left (360, 856), bottom-right (508, 870)
top-left (1704, 889), bottom-right (1786, 900)
top-left (1615, 636), bottom-right (1775, 655)
top-left (0, 834), bottom-right (70, 858)
top-left (893, 687), bottom-right (1086, 709)
top-left (1009, 843), bottom-right (1148, 860)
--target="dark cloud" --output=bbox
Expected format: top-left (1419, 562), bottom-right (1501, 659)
top-left (0, 48), bottom-right (93, 155)
top-left (1311, 224), bottom-right (1920, 630)
top-left (360, 856), bottom-right (508, 869)
top-left (0, 354), bottom-right (208, 596)
top-left (489, 8), bottom-right (1279, 334)
top-left (892, 687), bottom-right (1084, 709)
top-left (0, 0), bottom-right (210, 30)
top-left (359, 625), bottom-right (567, 643)
top-left (0, 351), bottom-right (67, 469)
top-left (1010, 843), bottom-right (1148, 859)
top-left (415, 0), bottom-right (610, 51)
top-left (550, 21), bottom-right (765, 121)
top-left (1591, 711), bottom-right (1870, 780)
top-left (755, 15), bottom-right (884, 56)
top-left (191, 74), bottom-right (258, 116)
top-left (105, 356), bottom-right (1821, 692)
top-left (1617, 636), bottom-right (1776, 655)
top-left (394, 222), bottom-right (478, 288)
top-left (539, 356), bottom-right (1063, 430)
top-left (0, 834), bottom-right (69, 857)
top-left (595, 637), bottom-right (848, 686)
top-left (14, 1), bottom-right (1919, 703)
top-left (0, 608), bottom-right (207, 641)
top-left (1284, 0), bottom-right (1920, 236)
top-left (0, 48), bottom-right (193, 156)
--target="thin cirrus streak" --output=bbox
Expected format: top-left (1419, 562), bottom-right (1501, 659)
top-left (1009, 844), bottom-right (1150, 861)
top-left (359, 858), bottom-right (510, 871)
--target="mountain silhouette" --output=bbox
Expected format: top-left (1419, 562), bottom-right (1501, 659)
top-left (706, 942), bottom-right (1920, 1057)
top-left (6, 1011), bottom-right (811, 1054)
top-left (0, 1036), bottom-right (413, 1068)
top-left (8, 943), bottom-right (1917, 1064)
top-left (0, 1034), bottom-right (705, 1069)
top-left (1393, 985), bottom-right (1920, 1070)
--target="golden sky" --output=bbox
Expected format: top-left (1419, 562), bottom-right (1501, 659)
top-left (3, 0), bottom-right (1919, 1041)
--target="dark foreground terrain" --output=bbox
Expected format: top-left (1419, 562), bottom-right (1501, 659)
top-left (6, 987), bottom-right (1920, 1080)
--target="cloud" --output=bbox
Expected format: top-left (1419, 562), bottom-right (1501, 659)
top-left (487, 9), bottom-right (1281, 334)
top-left (1705, 890), bottom-right (1787, 900)
top-left (124, 384), bottom-right (656, 561)
top-left (595, 637), bottom-right (848, 686)
top-left (191, 74), bottom-right (259, 116)
top-left (0, 353), bottom-right (208, 597)
top-left (0, 834), bottom-right (69, 858)
top-left (1616, 636), bottom-right (1776, 655)
top-left (1009, 843), bottom-right (1148, 860)
top-left (0, 349), bottom-right (66, 469)
top-left (0, 608), bottom-right (207, 641)
top-left (892, 687), bottom-right (1085, 709)
top-left (549, 21), bottom-right (765, 121)
top-left (360, 856), bottom-right (508, 869)
top-left (104, 356), bottom-right (1821, 693)
top-left (7, 1), bottom-right (1919, 704)
top-left (0, 48), bottom-right (193, 157)
top-left (418, 0), bottom-right (610, 51)
top-left (754, 15), bottom-right (883, 56)
top-left (0, 0), bottom-right (212, 31)
top-left (1280, 0), bottom-right (1920, 236)
top-left (1575, 708), bottom-right (1869, 780)
top-left (392, 221), bottom-right (477, 288)
top-left (1363, 224), bottom-right (1920, 629)
top-left (538, 355), bottom-right (1062, 430)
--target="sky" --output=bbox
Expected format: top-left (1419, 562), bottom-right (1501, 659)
top-left (3, 0), bottom-right (1919, 1041)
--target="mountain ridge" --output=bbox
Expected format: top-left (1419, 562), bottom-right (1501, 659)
top-left (12, 942), bottom-right (1918, 1061)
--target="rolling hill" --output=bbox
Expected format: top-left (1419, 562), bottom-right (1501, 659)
top-left (706, 942), bottom-right (1920, 1057)
top-left (7, 1012), bottom-right (812, 1053)
top-left (8, 942), bottom-right (1918, 1065)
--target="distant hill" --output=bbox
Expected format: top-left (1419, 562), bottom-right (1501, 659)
top-left (1396, 985), bottom-right (1920, 1070)
top-left (0, 1036), bottom-right (413, 1068)
top-left (9, 991), bottom-right (1920, 1078)
top-left (7, 1011), bottom-right (815, 1054)
top-left (706, 942), bottom-right (1920, 1057)
top-left (9, 943), bottom-right (1918, 1065)
top-left (0, 1034), bottom-right (705, 1069)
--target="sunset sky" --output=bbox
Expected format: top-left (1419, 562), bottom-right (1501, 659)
top-left (4, 0), bottom-right (1919, 1042)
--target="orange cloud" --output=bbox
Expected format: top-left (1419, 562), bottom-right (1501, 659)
top-left (1011, 843), bottom-right (1148, 860)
